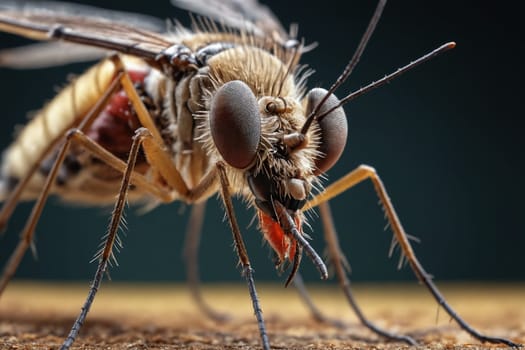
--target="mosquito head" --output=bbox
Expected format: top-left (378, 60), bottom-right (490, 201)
top-left (207, 72), bottom-right (329, 283)
top-left (205, 0), bottom-right (454, 285)
top-left (208, 80), bottom-right (311, 210)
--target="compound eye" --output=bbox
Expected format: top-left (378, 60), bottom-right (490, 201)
top-left (210, 80), bottom-right (261, 169)
top-left (305, 88), bottom-right (348, 175)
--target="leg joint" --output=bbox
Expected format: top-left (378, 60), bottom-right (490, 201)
top-left (65, 128), bottom-right (82, 141)
top-left (133, 127), bottom-right (152, 141)
top-left (358, 164), bottom-right (377, 176)
top-left (108, 53), bottom-right (125, 72)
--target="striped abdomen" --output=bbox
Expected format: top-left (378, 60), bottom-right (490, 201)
top-left (0, 56), bottom-right (153, 203)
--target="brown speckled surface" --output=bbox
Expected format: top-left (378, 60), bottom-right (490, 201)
top-left (0, 282), bottom-right (523, 349)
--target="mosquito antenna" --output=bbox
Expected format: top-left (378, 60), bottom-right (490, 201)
top-left (300, 0), bottom-right (387, 135)
top-left (316, 41), bottom-right (456, 122)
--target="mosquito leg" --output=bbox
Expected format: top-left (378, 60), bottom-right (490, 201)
top-left (0, 53), bottom-right (177, 234)
top-left (0, 69), bottom-right (125, 232)
top-left (0, 52), bottom-right (163, 231)
top-left (58, 126), bottom-right (218, 348)
top-left (181, 201), bottom-right (333, 326)
top-left (182, 200), bottom-right (231, 322)
top-left (0, 125), bottom-right (174, 297)
top-left (292, 272), bottom-right (346, 328)
top-left (320, 201), bottom-right (417, 344)
top-left (108, 55), bottom-right (165, 146)
top-left (307, 164), bottom-right (521, 347)
top-left (216, 162), bottom-right (270, 350)
top-left (0, 133), bottom-right (71, 295)
top-left (61, 123), bottom-right (145, 350)
top-left (0, 60), bottom-right (180, 297)
top-left (0, 68), bottom-right (122, 294)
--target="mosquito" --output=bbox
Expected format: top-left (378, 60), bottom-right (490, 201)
top-left (0, 1), bottom-right (520, 349)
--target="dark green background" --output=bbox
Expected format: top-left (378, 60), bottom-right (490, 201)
top-left (0, 1), bottom-right (523, 285)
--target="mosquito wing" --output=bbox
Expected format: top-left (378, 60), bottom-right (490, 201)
top-left (0, 1), bottom-right (166, 32)
top-left (0, 0), bottom-right (294, 69)
top-left (0, 1), bottom-right (174, 66)
top-left (171, 0), bottom-right (291, 42)
top-left (0, 1), bottom-right (171, 68)
top-left (0, 41), bottom-right (109, 69)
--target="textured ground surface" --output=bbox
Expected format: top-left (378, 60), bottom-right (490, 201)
top-left (0, 281), bottom-right (523, 349)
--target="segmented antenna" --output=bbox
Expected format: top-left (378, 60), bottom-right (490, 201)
top-left (300, 0), bottom-right (387, 135)
top-left (316, 42), bottom-right (456, 122)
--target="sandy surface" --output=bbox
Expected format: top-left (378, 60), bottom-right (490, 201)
top-left (0, 281), bottom-right (523, 349)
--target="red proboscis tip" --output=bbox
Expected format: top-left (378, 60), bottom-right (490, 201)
top-left (258, 210), bottom-right (302, 265)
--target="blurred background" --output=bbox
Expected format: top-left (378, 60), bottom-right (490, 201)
top-left (0, 0), bottom-right (523, 285)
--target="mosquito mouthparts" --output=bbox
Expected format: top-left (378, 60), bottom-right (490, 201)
top-left (284, 244), bottom-right (303, 287)
top-left (274, 201), bottom-right (328, 280)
